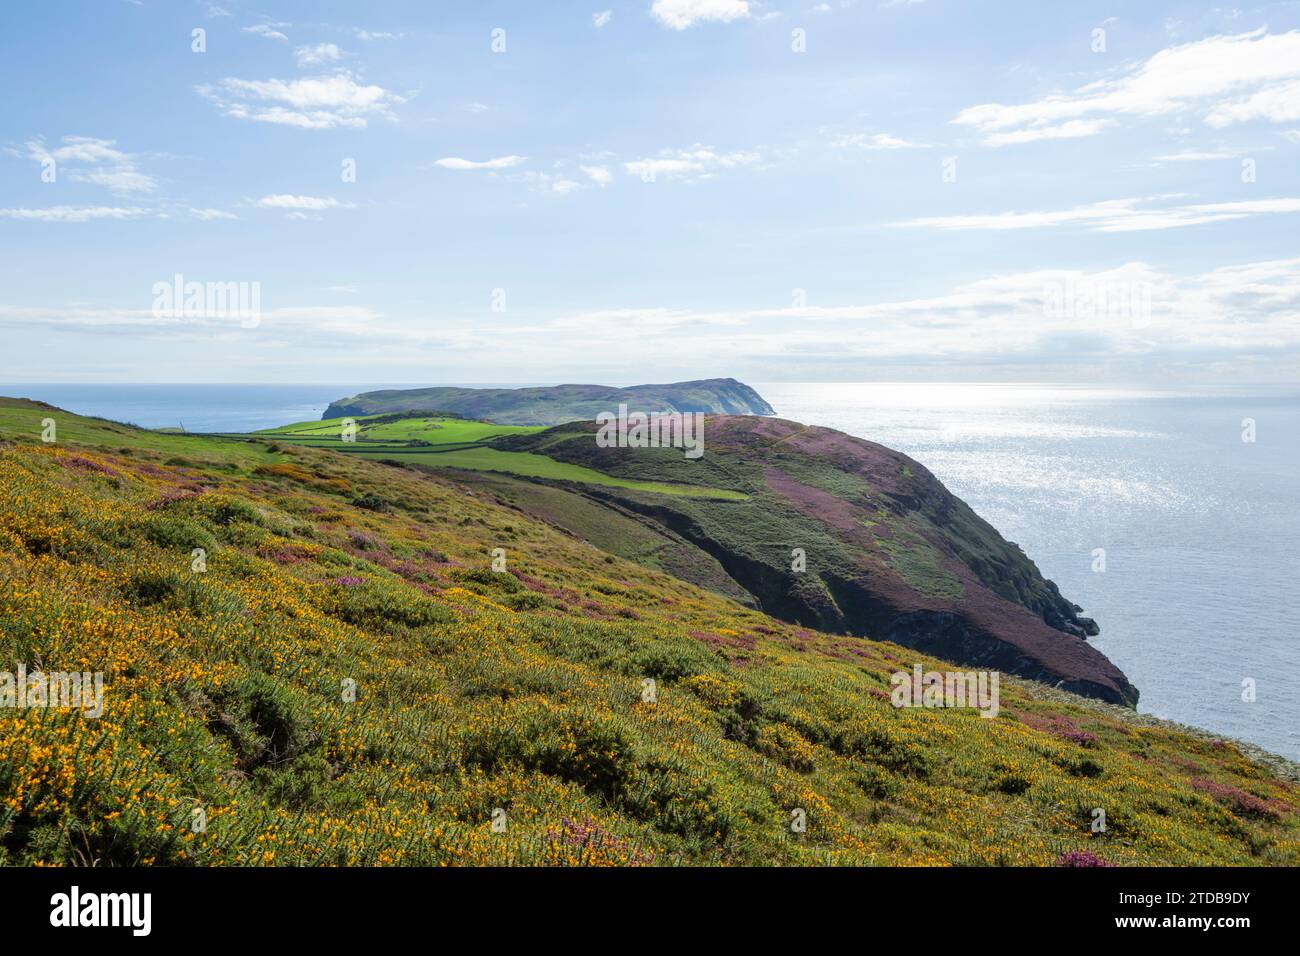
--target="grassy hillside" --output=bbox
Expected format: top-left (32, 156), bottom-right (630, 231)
top-left (496, 417), bottom-right (1135, 706)
top-left (246, 414), bottom-right (745, 500)
top-left (322, 378), bottom-right (776, 425)
top-left (0, 398), bottom-right (1296, 866)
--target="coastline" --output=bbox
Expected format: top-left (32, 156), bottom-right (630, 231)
top-left (1020, 678), bottom-right (1300, 784)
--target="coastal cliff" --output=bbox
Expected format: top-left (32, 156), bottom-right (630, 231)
top-left (491, 415), bottom-right (1137, 706)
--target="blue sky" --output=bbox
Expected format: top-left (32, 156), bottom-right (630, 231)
top-left (2, 0), bottom-right (1299, 384)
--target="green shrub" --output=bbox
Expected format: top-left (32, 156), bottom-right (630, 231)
top-left (142, 514), bottom-right (216, 553)
top-left (503, 591), bottom-right (551, 611)
top-left (207, 672), bottom-right (318, 772)
top-left (194, 495), bottom-right (265, 527)
top-left (319, 579), bottom-right (452, 629)
top-left (121, 569), bottom-right (228, 616)
top-left (629, 642), bottom-right (715, 683)
top-left (460, 705), bottom-right (633, 802)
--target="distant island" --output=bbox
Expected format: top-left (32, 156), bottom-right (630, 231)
top-left (322, 377), bottom-right (776, 425)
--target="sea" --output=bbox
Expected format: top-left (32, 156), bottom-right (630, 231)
top-left (4, 381), bottom-right (1297, 760)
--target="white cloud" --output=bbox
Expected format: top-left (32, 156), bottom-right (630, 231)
top-left (983, 119), bottom-right (1112, 146)
top-left (513, 170), bottom-right (586, 195)
top-left (0, 205), bottom-right (150, 223)
top-left (955, 29), bottom-right (1300, 145)
top-left (893, 195), bottom-right (1300, 232)
top-left (189, 207), bottom-right (238, 220)
top-left (1204, 78), bottom-right (1300, 127)
top-left (0, 302), bottom-right (386, 335)
top-left (14, 258), bottom-right (1300, 376)
top-left (1154, 148), bottom-right (1232, 158)
top-left (434, 155), bottom-right (526, 170)
top-left (547, 307), bottom-right (745, 331)
top-left (830, 131), bottom-right (929, 150)
top-left (253, 194), bottom-right (353, 211)
top-left (243, 23), bottom-right (289, 42)
top-left (196, 73), bottom-right (405, 129)
top-left (623, 145), bottom-right (762, 180)
top-left (34, 137), bottom-right (122, 164)
top-left (76, 167), bottom-right (159, 193)
top-left (593, 10), bottom-right (613, 28)
top-left (206, 5), bottom-right (231, 18)
top-left (650, 0), bottom-right (751, 31)
top-left (581, 164), bottom-right (613, 185)
top-left (295, 43), bottom-right (343, 67)
top-left (20, 136), bottom-right (158, 195)
top-left (1152, 150), bottom-right (1240, 161)
top-left (531, 257), bottom-right (1300, 365)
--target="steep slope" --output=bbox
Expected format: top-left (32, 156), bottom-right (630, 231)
top-left (495, 416), bottom-right (1136, 706)
top-left (322, 378), bottom-right (776, 425)
top-left (1, 399), bottom-right (1294, 867)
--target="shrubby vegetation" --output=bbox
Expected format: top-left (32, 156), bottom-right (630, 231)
top-left (0, 400), bottom-right (1295, 865)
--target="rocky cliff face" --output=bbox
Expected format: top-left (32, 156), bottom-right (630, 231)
top-left (323, 378), bottom-right (776, 425)
top-left (492, 415), bottom-right (1138, 707)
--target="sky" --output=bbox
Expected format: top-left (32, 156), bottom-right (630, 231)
top-left (2, 0), bottom-right (1299, 385)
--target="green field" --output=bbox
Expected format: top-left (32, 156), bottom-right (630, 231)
top-left (258, 414), bottom-right (541, 446)
top-left (242, 414), bottom-right (747, 500)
